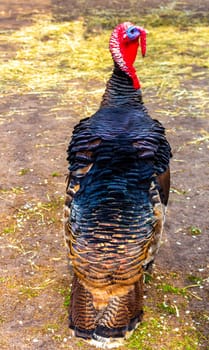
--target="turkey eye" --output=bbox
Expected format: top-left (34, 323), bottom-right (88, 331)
top-left (130, 28), bottom-right (135, 34)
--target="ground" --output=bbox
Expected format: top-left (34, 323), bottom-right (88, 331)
top-left (0, 1), bottom-right (208, 349)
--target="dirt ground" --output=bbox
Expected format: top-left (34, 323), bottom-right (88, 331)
top-left (0, 1), bottom-right (208, 349)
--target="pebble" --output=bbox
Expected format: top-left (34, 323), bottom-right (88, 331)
top-left (32, 338), bottom-right (39, 343)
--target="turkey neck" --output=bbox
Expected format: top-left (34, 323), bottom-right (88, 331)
top-left (100, 63), bottom-right (145, 109)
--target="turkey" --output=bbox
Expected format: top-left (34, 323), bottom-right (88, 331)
top-left (64, 22), bottom-right (171, 348)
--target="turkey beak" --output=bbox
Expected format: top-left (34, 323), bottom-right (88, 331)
top-left (137, 27), bottom-right (147, 57)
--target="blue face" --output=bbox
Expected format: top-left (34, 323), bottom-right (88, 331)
top-left (126, 26), bottom-right (140, 40)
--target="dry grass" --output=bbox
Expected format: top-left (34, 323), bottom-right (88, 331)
top-left (1, 13), bottom-right (208, 133)
top-left (1, 14), bottom-right (209, 105)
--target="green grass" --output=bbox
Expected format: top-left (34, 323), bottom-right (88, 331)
top-left (188, 226), bottom-right (202, 235)
top-left (128, 311), bottom-right (198, 349)
top-left (187, 275), bottom-right (203, 285)
top-left (158, 283), bottom-right (187, 296)
top-left (19, 286), bottom-right (39, 298)
top-left (0, 186), bottom-right (24, 195)
top-left (158, 301), bottom-right (178, 315)
top-left (2, 225), bottom-right (16, 235)
top-left (18, 168), bottom-right (31, 176)
top-left (51, 171), bottom-right (62, 177)
top-left (58, 288), bottom-right (71, 307)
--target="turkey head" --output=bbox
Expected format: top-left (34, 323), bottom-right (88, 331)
top-left (109, 22), bottom-right (147, 89)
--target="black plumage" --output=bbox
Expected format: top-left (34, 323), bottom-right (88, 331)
top-left (64, 22), bottom-right (171, 348)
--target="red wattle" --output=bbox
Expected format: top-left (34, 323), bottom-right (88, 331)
top-left (139, 29), bottom-right (146, 57)
top-left (133, 76), bottom-right (140, 90)
top-left (109, 23), bottom-right (146, 90)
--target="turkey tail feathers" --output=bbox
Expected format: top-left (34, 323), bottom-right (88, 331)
top-left (69, 274), bottom-right (143, 348)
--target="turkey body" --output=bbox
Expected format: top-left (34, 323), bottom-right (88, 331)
top-left (64, 105), bottom-right (171, 347)
top-left (64, 23), bottom-right (171, 348)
